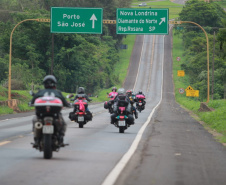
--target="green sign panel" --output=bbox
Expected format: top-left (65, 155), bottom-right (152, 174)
top-left (116, 9), bottom-right (169, 35)
top-left (51, 7), bottom-right (103, 34)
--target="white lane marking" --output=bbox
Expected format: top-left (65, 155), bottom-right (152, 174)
top-left (0, 141), bottom-right (11, 146)
top-left (146, 35), bottom-right (156, 93)
top-left (101, 33), bottom-right (166, 185)
top-left (133, 35), bottom-right (145, 92)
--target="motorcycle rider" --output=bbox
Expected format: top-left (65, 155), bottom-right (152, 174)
top-left (30, 75), bottom-right (70, 147)
top-left (70, 87), bottom-right (93, 120)
top-left (126, 89), bottom-right (138, 119)
top-left (111, 88), bottom-right (134, 125)
top-left (107, 87), bottom-right (118, 112)
top-left (136, 90), bottom-right (146, 108)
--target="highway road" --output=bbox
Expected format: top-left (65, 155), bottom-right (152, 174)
top-left (1, 29), bottom-right (226, 185)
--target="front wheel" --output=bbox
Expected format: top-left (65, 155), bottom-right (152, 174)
top-left (43, 134), bottom-right (53, 159)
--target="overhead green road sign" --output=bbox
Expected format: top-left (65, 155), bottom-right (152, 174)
top-left (116, 8), bottom-right (168, 35)
top-left (51, 7), bottom-right (103, 34)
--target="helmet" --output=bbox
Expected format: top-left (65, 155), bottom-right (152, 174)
top-left (112, 87), bottom-right (117, 92)
top-left (117, 88), bottom-right (125, 95)
top-left (126, 90), bottom-right (132, 96)
top-left (138, 90), bottom-right (143, 94)
top-left (43, 75), bottom-right (57, 89)
top-left (77, 87), bottom-right (85, 94)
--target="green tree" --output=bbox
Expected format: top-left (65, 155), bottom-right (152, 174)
top-left (179, 0), bottom-right (226, 28)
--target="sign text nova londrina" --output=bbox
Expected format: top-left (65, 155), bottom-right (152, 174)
top-left (51, 7), bottom-right (103, 34)
top-left (117, 8), bottom-right (169, 34)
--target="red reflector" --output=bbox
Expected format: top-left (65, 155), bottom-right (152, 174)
top-left (45, 123), bottom-right (52, 125)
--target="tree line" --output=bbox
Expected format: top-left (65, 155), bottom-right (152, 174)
top-left (175, 0), bottom-right (226, 100)
top-left (0, 0), bottom-right (132, 94)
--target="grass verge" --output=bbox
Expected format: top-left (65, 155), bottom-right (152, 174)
top-left (172, 30), bottom-right (226, 144)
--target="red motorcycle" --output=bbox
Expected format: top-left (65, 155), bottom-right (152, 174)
top-left (32, 96), bottom-right (68, 159)
top-left (69, 95), bottom-right (92, 128)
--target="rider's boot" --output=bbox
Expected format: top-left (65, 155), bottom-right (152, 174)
top-left (135, 111), bottom-right (138, 119)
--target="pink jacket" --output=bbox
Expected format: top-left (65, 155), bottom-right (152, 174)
top-left (108, 92), bottom-right (118, 100)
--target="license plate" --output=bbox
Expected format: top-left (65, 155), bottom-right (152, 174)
top-left (43, 125), bottom-right (54, 134)
top-left (118, 120), bottom-right (125, 126)
top-left (139, 103), bottom-right (142, 105)
top-left (78, 116), bottom-right (84, 122)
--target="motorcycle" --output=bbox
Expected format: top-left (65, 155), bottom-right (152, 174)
top-left (31, 95), bottom-right (68, 159)
top-left (69, 95), bottom-right (92, 128)
top-left (136, 94), bottom-right (145, 113)
top-left (113, 99), bottom-right (131, 133)
top-left (104, 94), bottom-right (114, 114)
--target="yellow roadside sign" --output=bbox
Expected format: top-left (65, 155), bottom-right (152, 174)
top-left (185, 85), bottom-right (194, 91)
top-left (186, 90), bottom-right (199, 97)
top-left (177, 70), bottom-right (185, 77)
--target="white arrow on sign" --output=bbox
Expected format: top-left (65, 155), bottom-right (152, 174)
top-left (159, 17), bottom-right (165, 25)
top-left (90, 14), bottom-right (97, 29)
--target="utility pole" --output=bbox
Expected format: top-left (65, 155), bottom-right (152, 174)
top-left (212, 31), bottom-right (215, 100)
top-left (51, 33), bottom-right (54, 75)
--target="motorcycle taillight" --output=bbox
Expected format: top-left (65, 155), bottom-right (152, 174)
top-left (78, 112), bottom-right (85, 115)
top-left (44, 117), bottom-right (53, 125)
top-left (139, 101), bottom-right (141, 102)
top-left (119, 116), bottom-right (124, 119)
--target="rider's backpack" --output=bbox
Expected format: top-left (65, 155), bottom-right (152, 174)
top-left (117, 95), bottom-right (128, 107)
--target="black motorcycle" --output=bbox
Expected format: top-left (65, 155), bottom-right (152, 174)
top-left (31, 95), bottom-right (68, 159)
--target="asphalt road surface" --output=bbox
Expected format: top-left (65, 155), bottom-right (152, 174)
top-left (0, 29), bottom-right (226, 185)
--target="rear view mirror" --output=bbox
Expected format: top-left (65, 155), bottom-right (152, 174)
top-left (29, 90), bottom-right (35, 96)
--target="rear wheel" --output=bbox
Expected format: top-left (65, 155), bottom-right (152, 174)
top-left (119, 127), bottom-right (125, 133)
top-left (43, 134), bottom-right (53, 159)
top-left (79, 122), bottom-right (84, 128)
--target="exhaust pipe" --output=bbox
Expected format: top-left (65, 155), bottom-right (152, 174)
top-left (35, 122), bottom-right (43, 129)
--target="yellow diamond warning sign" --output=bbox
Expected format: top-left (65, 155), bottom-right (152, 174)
top-left (185, 85), bottom-right (194, 91)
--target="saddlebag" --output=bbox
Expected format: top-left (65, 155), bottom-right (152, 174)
top-left (104, 101), bottom-right (109, 109)
top-left (69, 112), bottom-right (77, 121)
top-left (85, 111), bottom-right (93, 121)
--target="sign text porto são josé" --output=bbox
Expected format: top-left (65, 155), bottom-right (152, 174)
top-left (117, 8), bottom-right (169, 34)
top-left (51, 7), bottom-right (103, 34)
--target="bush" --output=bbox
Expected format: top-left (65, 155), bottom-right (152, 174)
top-left (3, 79), bottom-right (26, 90)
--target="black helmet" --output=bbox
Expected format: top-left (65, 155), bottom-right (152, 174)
top-left (112, 87), bottom-right (117, 91)
top-left (77, 87), bottom-right (85, 94)
top-left (138, 90), bottom-right (143, 94)
top-left (117, 88), bottom-right (125, 95)
top-left (43, 75), bottom-right (57, 89)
